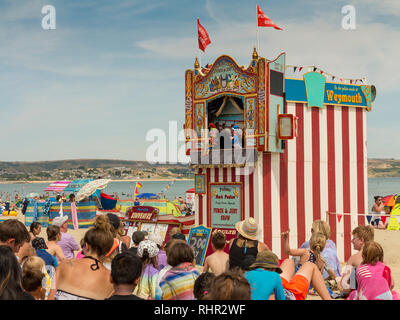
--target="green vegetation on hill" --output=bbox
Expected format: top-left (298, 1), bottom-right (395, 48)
top-left (0, 158), bottom-right (399, 181)
top-left (368, 159), bottom-right (400, 178)
top-left (0, 159), bottom-right (193, 181)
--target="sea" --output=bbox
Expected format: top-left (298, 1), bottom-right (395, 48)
top-left (0, 177), bottom-right (399, 211)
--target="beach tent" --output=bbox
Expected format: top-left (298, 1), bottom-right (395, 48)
top-left (63, 179), bottom-right (93, 193)
top-left (44, 181), bottom-right (71, 192)
top-left (136, 193), bottom-right (160, 200)
top-left (387, 201), bottom-right (400, 230)
top-left (140, 199), bottom-right (183, 217)
top-left (100, 192), bottom-right (117, 210)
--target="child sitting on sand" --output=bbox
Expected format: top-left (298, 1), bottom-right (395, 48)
top-left (282, 230), bottom-right (336, 279)
top-left (349, 241), bottom-right (398, 300)
top-left (203, 231), bottom-right (229, 276)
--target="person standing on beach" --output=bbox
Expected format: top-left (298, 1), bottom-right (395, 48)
top-left (52, 216), bottom-right (79, 260)
top-left (371, 196), bottom-right (387, 229)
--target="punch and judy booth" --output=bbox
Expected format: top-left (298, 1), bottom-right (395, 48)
top-left (184, 48), bottom-right (376, 262)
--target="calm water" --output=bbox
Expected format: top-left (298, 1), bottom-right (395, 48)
top-left (0, 180), bottom-right (194, 201)
top-left (0, 178), bottom-right (399, 210)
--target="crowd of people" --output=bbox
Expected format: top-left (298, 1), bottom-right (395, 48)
top-left (0, 211), bottom-right (397, 300)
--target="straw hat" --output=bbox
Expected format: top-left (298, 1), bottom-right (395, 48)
top-left (249, 250), bottom-right (282, 273)
top-left (235, 217), bottom-right (259, 240)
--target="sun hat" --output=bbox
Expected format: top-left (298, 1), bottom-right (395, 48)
top-left (32, 237), bottom-right (48, 250)
top-left (249, 250), bottom-right (282, 273)
top-left (137, 240), bottom-right (159, 258)
top-left (148, 233), bottom-right (163, 247)
top-left (235, 217), bottom-right (259, 240)
top-left (52, 216), bottom-right (68, 227)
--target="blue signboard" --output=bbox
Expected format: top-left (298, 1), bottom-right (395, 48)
top-left (285, 74), bottom-right (373, 110)
top-left (188, 225), bottom-right (212, 266)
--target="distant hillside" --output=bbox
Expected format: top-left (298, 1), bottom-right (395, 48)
top-left (0, 158), bottom-right (398, 181)
top-left (0, 159), bottom-right (186, 173)
top-left (0, 159), bottom-right (192, 181)
top-left (368, 159), bottom-right (400, 178)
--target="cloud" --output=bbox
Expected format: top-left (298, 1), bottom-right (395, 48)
top-left (136, 14), bottom-right (399, 93)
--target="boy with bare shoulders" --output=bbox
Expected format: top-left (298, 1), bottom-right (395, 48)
top-left (46, 225), bottom-right (65, 263)
top-left (203, 231), bottom-right (229, 276)
top-left (337, 225), bottom-right (374, 293)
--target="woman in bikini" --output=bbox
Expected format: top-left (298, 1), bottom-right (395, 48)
top-left (53, 215), bottom-right (115, 300)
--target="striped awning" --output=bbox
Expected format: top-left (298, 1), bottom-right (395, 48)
top-left (44, 181), bottom-right (71, 192)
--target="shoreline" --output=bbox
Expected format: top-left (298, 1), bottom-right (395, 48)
top-left (0, 178), bottom-right (193, 185)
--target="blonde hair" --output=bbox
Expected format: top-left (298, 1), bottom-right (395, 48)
top-left (22, 256), bottom-right (45, 273)
top-left (312, 220), bottom-right (331, 239)
top-left (310, 232), bottom-right (327, 263)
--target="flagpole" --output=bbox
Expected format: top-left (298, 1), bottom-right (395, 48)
top-left (197, 17), bottom-right (202, 68)
top-left (256, 4), bottom-right (259, 52)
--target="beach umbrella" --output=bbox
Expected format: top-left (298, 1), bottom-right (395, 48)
top-left (44, 180), bottom-right (71, 192)
top-left (75, 179), bottom-right (111, 202)
top-left (63, 179), bottom-right (93, 193)
top-left (136, 193), bottom-right (160, 200)
top-left (26, 192), bottom-right (39, 198)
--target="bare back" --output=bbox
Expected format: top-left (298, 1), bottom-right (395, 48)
top-left (55, 258), bottom-right (113, 300)
top-left (204, 251), bottom-right (229, 276)
top-left (47, 241), bottom-right (65, 262)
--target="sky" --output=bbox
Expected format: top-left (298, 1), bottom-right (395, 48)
top-left (0, 0), bottom-right (399, 162)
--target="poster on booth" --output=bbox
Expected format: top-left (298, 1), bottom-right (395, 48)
top-left (204, 227), bottom-right (238, 260)
top-left (188, 225), bottom-right (212, 266)
top-left (210, 183), bottom-right (243, 229)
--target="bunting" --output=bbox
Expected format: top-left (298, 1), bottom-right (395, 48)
top-left (286, 64), bottom-right (365, 84)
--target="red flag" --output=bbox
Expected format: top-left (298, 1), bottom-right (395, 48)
top-left (337, 214), bottom-right (343, 223)
top-left (257, 5), bottom-right (283, 30)
top-left (198, 19), bottom-right (211, 52)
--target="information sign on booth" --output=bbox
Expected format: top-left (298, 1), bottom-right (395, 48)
top-left (209, 183), bottom-right (243, 229)
top-left (188, 225), bottom-right (212, 266)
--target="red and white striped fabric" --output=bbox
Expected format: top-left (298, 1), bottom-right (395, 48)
top-left (194, 102), bottom-right (368, 263)
top-left (44, 181), bottom-right (71, 192)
